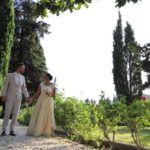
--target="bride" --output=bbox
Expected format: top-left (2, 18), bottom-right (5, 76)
top-left (27, 73), bottom-right (56, 137)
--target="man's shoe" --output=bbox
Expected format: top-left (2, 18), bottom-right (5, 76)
top-left (1, 131), bottom-right (6, 136)
top-left (9, 131), bottom-right (16, 136)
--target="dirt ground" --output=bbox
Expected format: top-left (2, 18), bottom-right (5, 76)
top-left (0, 120), bottom-right (97, 150)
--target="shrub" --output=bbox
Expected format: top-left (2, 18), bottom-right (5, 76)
top-left (54, 95), bottom-right (102, 146)
top-left (96, 93), bottom-right (127, 150)
top-left (0, 106), bottom-right (2, 116)
top-left (125, 100), bottom-right (150, 149)
top-left (18, 106), bottom-right (33, 126)
top-left (17, 92), bottom-right (150, 149)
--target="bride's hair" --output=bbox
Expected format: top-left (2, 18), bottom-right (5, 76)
top-left (46, 73), bottom-right (53, 81)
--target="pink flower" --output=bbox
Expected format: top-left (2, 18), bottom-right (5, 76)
top-left (141, 96), bottom-right (146, 101)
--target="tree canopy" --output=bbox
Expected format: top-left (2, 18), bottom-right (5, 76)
top-left (9, 0), bottom-right (49, 93)
top-left (115, 0), bottom-right (141, 7)
top-left (0, 0), bottom-right (92, 93)
top-left (34, 0), bottom-right (92, 17)
top-left (113, 13), bottom-right (142, 104)
top-left (36, 0), bottom-right (141, 16)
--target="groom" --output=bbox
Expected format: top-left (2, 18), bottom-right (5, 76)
top-left (1, 62), bottom-right (31, 136)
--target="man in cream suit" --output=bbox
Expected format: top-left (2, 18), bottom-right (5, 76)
top-left (1, 63), bottom-right (30, 136)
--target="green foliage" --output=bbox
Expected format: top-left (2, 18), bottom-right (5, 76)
top-left (55, 96), bottom-right (95, 129)
top-left (36, 0), bottom-right (92, 16)
top-left (140, 44), bottom-right (150, 89)
top-left (0, 0), bottom-right (93, 93)
top-left (113, 13), bottom-right (142, 104)
top-left (124, 100), bottom-right (150, 148)
top-left (9, 0), bottom-right (48, 92)
top-left (54, 94), bottom-right (101, 146)
top-left (18, 107), bottom-right (33, 126)
top-left (114, 126), bottom-right (150, 149)
top-left (97, 93), bottom-right (127, 146)
top-left (124, 23), bottom-right (142, 104)
top-left (96, 92), bottom-right (150, 149)
top-left (0, 106), bottom-right (2, 116)
top-left (112, 12), bottom-right (129, 102)
top-left (99, 98), bottom-right (150, 149)
top-left (0, 0), bottom-right (15, 92)
top-left (115, 0), bottom-right (141, 7)
top-left (18, 93), bottom-right (102, 147)
top-left (18, 92), bottom-right (150, 149)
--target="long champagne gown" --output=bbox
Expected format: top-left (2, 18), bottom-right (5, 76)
top-left (27, 82), bottom-right (56, 137)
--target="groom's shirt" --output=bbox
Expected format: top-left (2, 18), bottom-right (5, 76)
top-left (14, 72), bottom-right (20, 86)
top-left (2, 72), bottom-right (29, 101)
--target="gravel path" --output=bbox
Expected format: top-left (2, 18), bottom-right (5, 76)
top-left (0, 120), bottom-right (97, 150)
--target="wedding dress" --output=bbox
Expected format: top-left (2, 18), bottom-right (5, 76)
top-left (27, 82), bottom-right (56, 137)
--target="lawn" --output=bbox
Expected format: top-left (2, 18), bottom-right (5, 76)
top-left (114, 126), bottom-right (150, 149)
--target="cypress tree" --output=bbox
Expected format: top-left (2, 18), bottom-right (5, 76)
top-left (112, 12), bottom-right (129, 100)
top-left (124, 22), bottom-right (142, 103)
top-left (113, 13), bottom-right (142, 104)
top-left (0, 0), bottom-right (15, 92)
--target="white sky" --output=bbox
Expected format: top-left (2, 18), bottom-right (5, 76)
top-left (41, 0), bottom-right (150, 101)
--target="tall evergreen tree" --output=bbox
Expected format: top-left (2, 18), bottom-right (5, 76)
top-left (112, 12), bottom-right (129, 100)
top-left (0, 0), bottom-right (15, 92)
top-left (113, 14), bottom-right (142, 104)
top-left (9, 0), bottom-right (49, 92)
top-left (124, 22), bottom-right (142, 103)
top-left (140, 44), bottom-right (150, 89)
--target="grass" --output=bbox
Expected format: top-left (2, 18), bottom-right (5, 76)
top-left (114, 126), bottom-right (150, 149)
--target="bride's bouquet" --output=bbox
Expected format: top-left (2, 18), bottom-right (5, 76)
top-left (45, 87), bottom-right (51, 96)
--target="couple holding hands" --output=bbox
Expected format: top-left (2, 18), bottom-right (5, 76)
top-left (1, 62), bottom-right (56, 137)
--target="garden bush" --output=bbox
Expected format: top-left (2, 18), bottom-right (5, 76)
top-left (17, 93), bottom-right (150, 149)
top-left (18, 106), bottom-right (33, 126)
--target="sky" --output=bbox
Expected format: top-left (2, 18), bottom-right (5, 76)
top-left (41, 0), bottom-right (150, 101)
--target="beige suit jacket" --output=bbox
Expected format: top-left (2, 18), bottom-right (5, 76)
top-left (2, 72), bottom-right (29, 101)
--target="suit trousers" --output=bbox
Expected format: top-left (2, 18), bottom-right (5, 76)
top-left (2, 99), bottom-right (21, 132)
